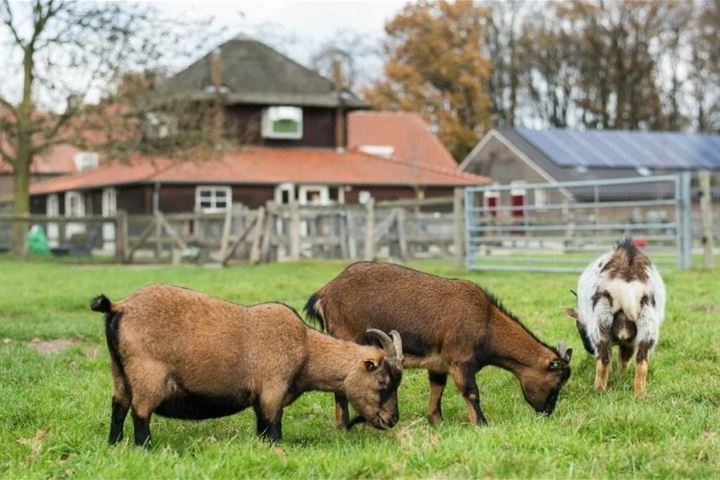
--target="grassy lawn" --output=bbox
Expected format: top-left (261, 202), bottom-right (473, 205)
top-left (0, 257), bottom-right (718, 478)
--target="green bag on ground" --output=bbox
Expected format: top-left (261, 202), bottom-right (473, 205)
top-left (27, 225), bottom-right (51, 256)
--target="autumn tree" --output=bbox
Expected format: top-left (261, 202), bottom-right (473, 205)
top-left (0, 0), bottom-right (214, 255)
top-left (364, 0), bottom-right (492, 161)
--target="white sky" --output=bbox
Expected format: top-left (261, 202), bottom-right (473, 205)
top-left (153, 0), bottom-right (409, 67)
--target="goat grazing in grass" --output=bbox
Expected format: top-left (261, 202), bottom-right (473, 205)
top-left (305, 262), bottom-right (572, 428)
top-left (564, 238), bottom-right (666, 396)
top-left (90, 285), bottom-right (403, 446)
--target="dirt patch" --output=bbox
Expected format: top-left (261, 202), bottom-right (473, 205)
top-left (26, 338), bottom-right (79, 355)
top-left (694, 304), bottom-right (720, 313)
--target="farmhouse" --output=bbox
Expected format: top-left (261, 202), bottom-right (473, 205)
top-left (28, 36), bottom-right (486, 218)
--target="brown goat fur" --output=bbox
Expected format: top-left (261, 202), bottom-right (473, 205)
top-left (305, 262), bottom-right (572, 427)
top-left (91, 284), bottom-right (403, 446)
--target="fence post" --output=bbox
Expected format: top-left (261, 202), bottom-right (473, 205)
top-left (679, 172), bottom-right (693, 269)
top-left (154, 211), bottom-right (162, 261)
top-left (249, 207), bottom-right (265, 264)
top-left (290, 202), bottom-right (301, 261)
top-left (115, 210), bottom-right (128, 263)
top-left (698, 171), bottom-right (715, 269)
top-left (396, 207), bottom-right (408, 260)
top-left (346, 210), bottom-right (357, 259)
top-left (453, 187), bottom-right (465, 267)
top-left (364, 197), bottom-right (375, 261)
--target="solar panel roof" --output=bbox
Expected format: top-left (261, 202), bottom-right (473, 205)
top-left (516, 128), bottom-right (720, 170)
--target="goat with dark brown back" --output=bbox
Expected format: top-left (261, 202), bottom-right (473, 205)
top-left (90, 284), bottom-right (403, 446)
top-left (564, 238), bottom-right (665, 396)
top-left (305, 262), bottom-right (572, 428)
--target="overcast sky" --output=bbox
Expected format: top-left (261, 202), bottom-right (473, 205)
top-left (157, 0), bottom-right (408, 69)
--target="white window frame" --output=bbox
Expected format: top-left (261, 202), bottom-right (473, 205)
top-left (65, 191), bottom-right (85, 217)
top-left (102, 188), bottom-right (117, 216)
top-left (275, 182), bottom-right (295, 205)
top-left (298, 185), bottom-right (330, 206)
top-left (327, 185), bottom-right (345, 204)
top-left (74, 152), bottom-right (99, 171)
top-left (47, 193), bottom-right (59, 217)
top-left (261, 106), bottom-right (303, 140)
top-left (195, 186), bottom-right (232, 213)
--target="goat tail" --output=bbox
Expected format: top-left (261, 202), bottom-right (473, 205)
top-left (90, 294), bottom-right (114, 314)
top-left (303, 293), bottom-right (325, 331)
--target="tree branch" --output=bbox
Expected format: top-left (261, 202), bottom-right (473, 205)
top-left (1, 0), bottom-right (26, 47)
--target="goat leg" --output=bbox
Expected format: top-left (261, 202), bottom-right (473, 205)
top-left (347, 415), bottom-right (367, 429)
top-left (594, 340), bottom-right (611, 392)
top-left (108, 397), bottom-right (130, 445)
top-left (131, 410), bottom-right (152, 448)
top-left (427, 371), bottom-right (447, 426)
top-left (450, 365), bottom-right (488, 426)
top-left (334, 392), bottom-right (351, 430)
top-left (634, 340), bottom-right (654, 396)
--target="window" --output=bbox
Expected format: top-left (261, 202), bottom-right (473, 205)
top-left (299, 185), bottom-right (329, 206)
top-left (275, 183), bottom-right (295, 205)
top-left (484, 191), bottom-right (499, 217)
top-left (47, 194), bottom-right (59, 217)
top-left (534, 189), bottom-right (546, 208)
top-left (510, 181), bottom-right (526, 218)
top-left (74, 152), bottom-right (99, 171)
top-left (65, 191), bottom-right (85, 217)
top-left (102, 188), bottom-right (117, 216)
top-left (196, 186), bottom-right (232, 212)
top-left (261, 106), bottom-right (303, 139)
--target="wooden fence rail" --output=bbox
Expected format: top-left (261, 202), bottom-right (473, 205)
top-left (0, 189), bottom-right (466, 265)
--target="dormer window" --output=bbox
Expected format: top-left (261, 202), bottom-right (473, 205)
top-left (262, 106), bottom-right (303, 139)
top-left (74, 152), bottom-right (98, 171)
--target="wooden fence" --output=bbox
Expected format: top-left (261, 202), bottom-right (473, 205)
top-left (0, 189), bottom-right (466, 266)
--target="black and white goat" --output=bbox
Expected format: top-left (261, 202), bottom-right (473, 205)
top-left (565, 238), bottom-right (665, 396)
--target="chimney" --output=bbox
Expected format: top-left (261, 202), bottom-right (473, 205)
top-left (332, 58), bottom-right (345, 150)
top-left (210, 48), bottom-right (224, 146)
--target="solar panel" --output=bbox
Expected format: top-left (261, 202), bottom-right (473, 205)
top-left (516, 128), bottom-right (720, 170)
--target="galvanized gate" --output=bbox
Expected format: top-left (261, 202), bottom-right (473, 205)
top-left (464, 174), bottom-right (692, 272)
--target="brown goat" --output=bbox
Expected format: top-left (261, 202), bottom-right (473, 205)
top-left (305, 262), bottom-right (572, 427)
top-left (90, 284), bottom-right (403, 446)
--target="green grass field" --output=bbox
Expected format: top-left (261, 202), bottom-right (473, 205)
top-left (1, 257), bottom-right (718, 478)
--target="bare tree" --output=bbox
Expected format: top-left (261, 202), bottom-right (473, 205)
top-left (0, 0), bottom-right (216, 254)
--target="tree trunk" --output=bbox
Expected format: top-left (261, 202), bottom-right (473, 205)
top-left (11, 157), bottom-right (31, 257)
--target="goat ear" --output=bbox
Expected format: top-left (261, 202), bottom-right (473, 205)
top-left (549, 358), bottom-right (565, 369)
top-left (563, 348), bottom-right (573, 362)
top-left (364, 358), bottom-right (380, 372)
top-left (562, 307), bottom-right (578, 319)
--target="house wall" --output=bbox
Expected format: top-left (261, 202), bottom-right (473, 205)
top-left (463, 136), bottom-right (571, 207)
top-left (224, 105), bottom-right (338, 148)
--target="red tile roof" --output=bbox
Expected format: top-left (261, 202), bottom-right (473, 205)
top-left (30, 147), bottom-right (488, 194)
top-left (348, 111), bottom-right (459, 170)
top-left (0, 143), bottom-right (79, 175)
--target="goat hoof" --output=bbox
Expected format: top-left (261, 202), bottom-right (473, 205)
top-left (427, 413), bottom-right (443, 426)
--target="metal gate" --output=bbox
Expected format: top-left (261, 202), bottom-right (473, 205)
top-left (464, 174), bottom-right (692, 272)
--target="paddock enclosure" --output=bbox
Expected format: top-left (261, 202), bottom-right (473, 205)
top-left (1, 258), bottom-right (717, 478)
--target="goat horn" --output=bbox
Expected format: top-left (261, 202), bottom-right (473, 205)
top-left (365, 328), bottom-right (401, 365)
top-left (556, 341), bottom-right (568, 357)
top-left (390, 330), bottom-right (403, 364)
